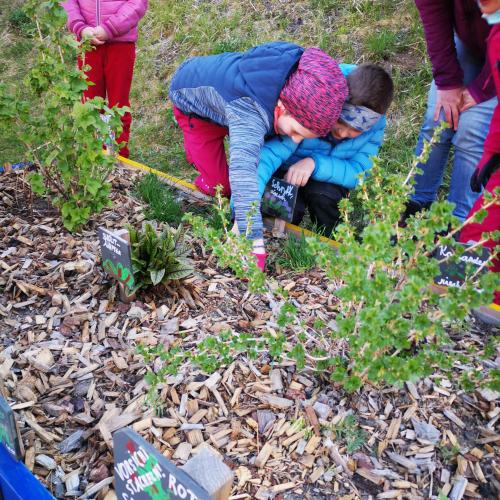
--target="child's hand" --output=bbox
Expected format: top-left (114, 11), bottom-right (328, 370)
top-left (93, 26), bottom-right (109, 41)
top-left (81, 27), bottom-right (95, 39)
top-left (284, 158), bottom-right (315, 187)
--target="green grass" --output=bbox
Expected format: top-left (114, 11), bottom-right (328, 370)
top-left (0, 0), bottom-right (429, 195)
top-left (135, 173), bottom-right (185, 225)
top-left (276, 232), bottom-right (317, 271)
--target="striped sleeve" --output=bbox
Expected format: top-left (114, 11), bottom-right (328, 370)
top-left (226, 98), bottom-right (270, 240)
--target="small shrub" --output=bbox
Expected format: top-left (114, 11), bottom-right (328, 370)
top-left (0, 1), bottom-right (123, 231)
top-left (8, 8), bottom-right (35, 35)
top-left (128, 222), bottom-right (193, 291)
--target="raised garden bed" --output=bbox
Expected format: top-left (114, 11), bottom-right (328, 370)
top-left (0, 168), bottom-right (498, 499)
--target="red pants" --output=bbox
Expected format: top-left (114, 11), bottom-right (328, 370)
top-left (78, 42), bottom-right (136, 158)
top-left (460, 169), bottom-right (500, 305)
top-left (173, 106), bottom-right (230, 196)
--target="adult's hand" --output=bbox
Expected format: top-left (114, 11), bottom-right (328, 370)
top-left (434, 87), bottom-right (464, 130)
top-left (284, 158), bottom-right (315, 187)
top-left (459, 88), bottom-right (477, 113)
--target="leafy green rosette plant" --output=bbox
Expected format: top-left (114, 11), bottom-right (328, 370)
top-left (128, 222), bottom-right (193, 291)
top-left (0, 0), bottom-right (125, 231)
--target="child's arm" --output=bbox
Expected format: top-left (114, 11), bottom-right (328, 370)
top-left (226, 102), bottom-right (272, 243)
top-left (99, 0), bottom-right (148, 40)
top-left (256, 136), bottom-right (299, 199)
top-left (61, 0), bottom-right (88, 38)
top-left (310, 117), bottom-right (386, 189)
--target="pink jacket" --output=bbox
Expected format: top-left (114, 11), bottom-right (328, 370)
top-left (62, 0), bottom-right (148, 43)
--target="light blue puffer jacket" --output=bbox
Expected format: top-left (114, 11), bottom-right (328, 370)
top-left (256, 64), bottom-right (387, 198)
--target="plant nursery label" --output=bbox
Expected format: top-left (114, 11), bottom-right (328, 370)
top-left (114, 428), bottom-right (210, 500)
top-left (261, 176), bottom-right (298, 223)
top-left (433, 243), bottom-right (490, 288)
top-left (98, 227), bottom-right (135, 293)
top-left (0, 397), bottom-right (22, 460)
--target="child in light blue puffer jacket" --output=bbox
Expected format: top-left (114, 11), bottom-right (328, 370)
top-left (257, 64), bottom-right (394, 236)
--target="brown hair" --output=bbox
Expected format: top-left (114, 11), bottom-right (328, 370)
top-left (347, 64), bottom-right (394, 114)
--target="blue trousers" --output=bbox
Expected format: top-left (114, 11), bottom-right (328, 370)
top-left (412, 39), bottom-right (497, 220)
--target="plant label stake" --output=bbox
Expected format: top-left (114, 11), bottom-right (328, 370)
top-left (98, 227), bottom-right (136, 303)
top-left (0, 397), bottom-right (22, 460)
top-left (432, 243), bottom-right (490, 289)
top-left (114, 428), bottom-right (233, 499)
top-left (261, 177), bottom-right (298, 236)
top-left (0, 397), bottom-right (53, 498)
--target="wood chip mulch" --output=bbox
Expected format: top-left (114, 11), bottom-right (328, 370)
top-left (0, 168), bottom-right (499, 500)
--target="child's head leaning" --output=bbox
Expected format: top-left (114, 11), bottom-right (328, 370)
top-left (331, 64), bottom-right (394, 140)
top-left (276, 48), bottom-right (348, 143)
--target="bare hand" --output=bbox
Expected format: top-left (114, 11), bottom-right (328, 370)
top-left (434, 87), bottom-right (464, 130)
top-left (459, 88), bottom-right (477, 113)
top-left (93, 25), bottom-right (109, 41)
top-left (81, 27), bottom-right (95, 39)
top-left (284, 158), bottom-right (315, 187)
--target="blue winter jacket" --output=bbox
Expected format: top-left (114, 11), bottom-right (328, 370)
top-left (170, 42), bottom-right (304, 240)
top-left (256, 64), bottom-right (387, 198)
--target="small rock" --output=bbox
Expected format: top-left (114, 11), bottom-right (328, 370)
top-left (35, 454), bottom-right (57, 470)
top-left (89, 463), bottom-right (109, 483)
top-left (313, 401), bottom-right (332, 420)
top-left (411, 418), bottom-right (441, 445)
top-left (127, 306), bottom-right (147, 319)
top-left (59, 430), bottom-right (84, 454)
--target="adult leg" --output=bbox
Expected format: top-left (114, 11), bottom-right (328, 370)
top-left (302, 180), bottom-right (349, 237)
top-left (105, 42), bottom-right (136, 158)
top-left (411, 80), bottom-right (455, 206)
top-left (449, 97), bottom-right (496, 219)
top-left (445, 37), bottom-right (496, 219)
top-left (172, 107), bottom-right (230, 196)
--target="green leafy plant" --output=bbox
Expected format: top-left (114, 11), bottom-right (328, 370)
top-left (277, 233), bottom-right (317, 270)
top-left (326, 415), bottom-right (367, 454)
top-left (135, 174), bottom-right (184, 226)
top-left (128, 222), bottom-right (193, 290)
top-left (140, 125), bottom-right (499, 399)
top-left (0, 0), bottom-right (124, 231)
top-left (183, 188), bottom-right (266, 294)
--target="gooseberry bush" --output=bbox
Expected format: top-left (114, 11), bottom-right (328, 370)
top-left (0, 0), bottom-right (124, 231)
top-left (140, 128), bottom-right (499, 397)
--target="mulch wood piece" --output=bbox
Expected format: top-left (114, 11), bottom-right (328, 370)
top-left (0, 168), bottom-right (499, 499)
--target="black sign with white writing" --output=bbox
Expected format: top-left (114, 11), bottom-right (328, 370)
top-left (98, 227), bottom-right (135, 294)
top-left (261, 177), bottom-right (298, 223)
top-left (113, 428), bottom-right (210, 500)
top-left (0, 397), bottom-right (22, 460)
top-left (433, 243), bottom-right (490, 288)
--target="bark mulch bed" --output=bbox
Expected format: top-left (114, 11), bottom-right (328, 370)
top-left (0, 168), bottom-right (499, 500)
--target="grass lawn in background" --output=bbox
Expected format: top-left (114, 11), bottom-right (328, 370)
top-left (1, 0), bottom-right (430, 184)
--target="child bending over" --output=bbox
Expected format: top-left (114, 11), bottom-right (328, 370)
top-left (256, 64), bottom-right (394, 236)
top-left (169, 42), bottom-right (348, 270)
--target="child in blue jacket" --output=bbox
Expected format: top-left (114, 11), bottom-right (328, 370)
top-left (257, 64), bottom-right (394, 236)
